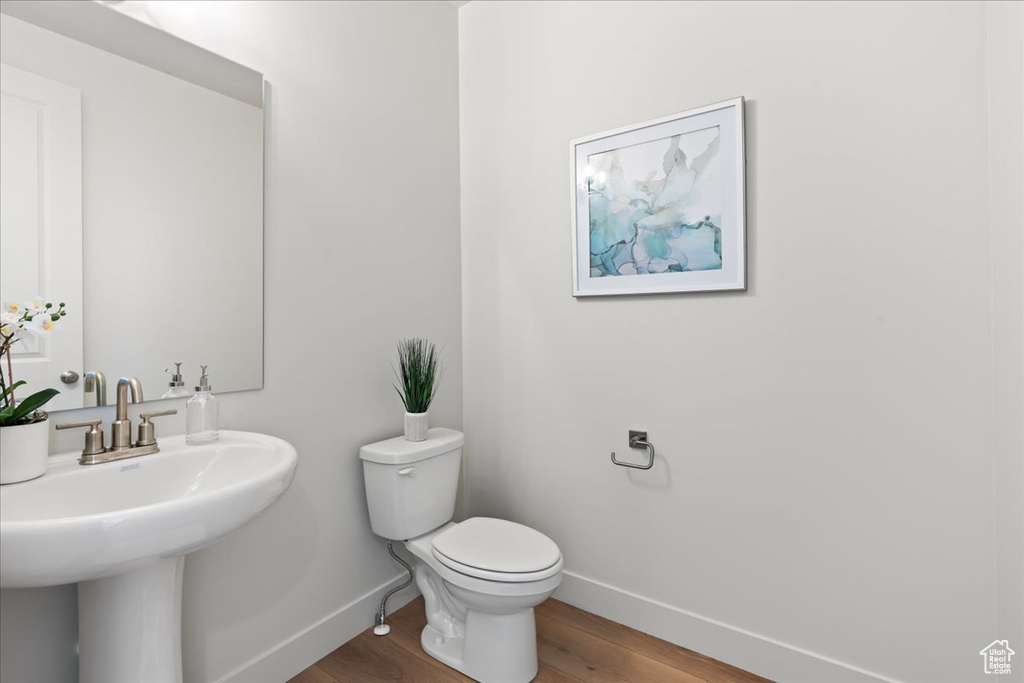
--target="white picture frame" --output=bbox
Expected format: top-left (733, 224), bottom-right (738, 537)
top-left (571, 97), bottom-right (746, 296)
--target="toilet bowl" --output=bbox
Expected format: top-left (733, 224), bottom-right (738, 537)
top-left (408, 518), bottom-right (562, 682)
top-left (360, 429), bottom-right (563, 683)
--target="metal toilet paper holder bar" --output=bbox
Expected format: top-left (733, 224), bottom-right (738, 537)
top-left (610, 430), bottom-right (655, 470)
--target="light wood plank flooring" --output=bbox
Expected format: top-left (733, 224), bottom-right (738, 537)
top-left (290, 597), bottom-right (772, 683)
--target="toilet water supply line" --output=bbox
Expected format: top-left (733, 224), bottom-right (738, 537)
top-left (374, 540), bottom-right (415, 636)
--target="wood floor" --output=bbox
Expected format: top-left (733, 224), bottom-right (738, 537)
top-left (290, 597), bottom-right (772, 683)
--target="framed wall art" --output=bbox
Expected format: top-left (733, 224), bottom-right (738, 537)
top-left (571, 98), bottom-right (746, 296)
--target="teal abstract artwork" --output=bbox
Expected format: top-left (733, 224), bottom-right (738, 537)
top-left (571, 98), bottom-right (745, 296)
top-left (587, 126), bottom-right (722, 278)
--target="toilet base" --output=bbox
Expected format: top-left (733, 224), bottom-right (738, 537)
top-left (420, 607), bottom-right (539, 683)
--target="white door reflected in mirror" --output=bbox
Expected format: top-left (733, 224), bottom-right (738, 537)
top-left (0, 64), bottom-right (83, 411)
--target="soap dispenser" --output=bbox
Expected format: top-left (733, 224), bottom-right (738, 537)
top-left (161, 362), bottom-right (192, 399)
top-left (186, 365), bottom-right (219, 444)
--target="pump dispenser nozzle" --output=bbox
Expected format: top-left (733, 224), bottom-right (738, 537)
top-left (165, 362), bottom-right (184, 388)
top-left (161, 362), bottom-right (192, 399)
top-left (196, 364), bottom-right (211, 392)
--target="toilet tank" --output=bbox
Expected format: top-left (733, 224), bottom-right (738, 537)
top-left (359, 428), bottom-right (464, 541)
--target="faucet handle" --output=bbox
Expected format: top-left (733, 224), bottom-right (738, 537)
top-left (56, 419), bottom-right (106, 456)
top-left (136, 410), bottom-right (177, 447)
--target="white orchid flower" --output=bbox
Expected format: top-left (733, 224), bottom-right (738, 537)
top-left (0, 317), bottom-right (29, 347)
top-left (2, 302), bottom-right (21, 317)
top-left (0, 310), bottom-right (20, 338)
top-left (28, 297), bottom-right (47, 315)
top-left (27, 313), bottom-right (55, 335)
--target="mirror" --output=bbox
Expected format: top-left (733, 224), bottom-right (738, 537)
top-left (0, 0), bottom-right (263, 410)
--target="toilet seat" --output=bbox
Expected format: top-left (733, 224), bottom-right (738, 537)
top-left (431, 517), bottom-right (562, 583)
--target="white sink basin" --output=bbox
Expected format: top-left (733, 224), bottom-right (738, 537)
top-left (1, 430), bottom-right (296, 587)
top-left (0, 429), bottom-right (297, 682)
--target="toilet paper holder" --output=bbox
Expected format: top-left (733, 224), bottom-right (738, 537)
top-left (610, 430), bottom-right (656, 470)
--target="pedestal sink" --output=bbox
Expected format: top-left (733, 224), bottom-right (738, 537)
top-left (0, 430), bottom-right (297, 683)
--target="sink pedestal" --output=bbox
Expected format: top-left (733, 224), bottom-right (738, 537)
top-left (1, 431), bottom-right (298, 681)
top-left (78, 557), bottom-right (185, 683)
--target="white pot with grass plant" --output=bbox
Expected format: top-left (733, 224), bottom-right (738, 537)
top-left (1, 299), bottom-right (68, 484)
top-left (393, 338), bottom-right (441, 442)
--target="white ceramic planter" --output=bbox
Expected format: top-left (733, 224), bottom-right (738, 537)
top-left (0, 416), bottom-right (50, 485)
top-left (404, 412), bottom-right (429, 442)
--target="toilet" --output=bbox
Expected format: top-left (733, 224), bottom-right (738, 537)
top-left (360, 428), bottom-right (562, 683)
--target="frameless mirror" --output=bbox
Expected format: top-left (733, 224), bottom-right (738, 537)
top-left (0, 0), bottom-right (263, 410)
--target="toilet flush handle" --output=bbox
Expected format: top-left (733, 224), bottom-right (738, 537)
top-left (398, 466), bottom-right (417, 478)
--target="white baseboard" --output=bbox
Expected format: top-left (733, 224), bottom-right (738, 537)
top-left (214, 573), bottom-right (419, 683)
top-left (553, 570), bottom-right (902, 683)
top-left (213, 567), bottom-right (901, 683)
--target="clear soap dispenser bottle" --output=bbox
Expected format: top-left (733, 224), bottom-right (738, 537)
top-left (161, 362), bottom-right (193, 399)
top-left (186, 365), bottom-right (219, 444)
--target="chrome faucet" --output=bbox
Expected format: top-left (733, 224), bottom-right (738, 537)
top-left (111, 376), bottom-right (144, 450)
top-left (57, 377), bottom-right (177, 465)
top-left (83, 371), bottom-right (107, 407)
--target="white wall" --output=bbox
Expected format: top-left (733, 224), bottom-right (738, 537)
top-left (0, 1), bottom-right (461, 681)
top-left (988, 1), bottom-right (1024, 674)
top-left (459, 2), bottom-right (1014, 682)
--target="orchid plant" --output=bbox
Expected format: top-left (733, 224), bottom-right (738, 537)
top-left (0, 298), bottom-right (67, 427)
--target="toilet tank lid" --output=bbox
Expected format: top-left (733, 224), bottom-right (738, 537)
top-left (359, 428), bottom-right (464, 465)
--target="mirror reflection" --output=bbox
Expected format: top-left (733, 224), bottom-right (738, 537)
top-left (0, 1), bottom-right (264, 410)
